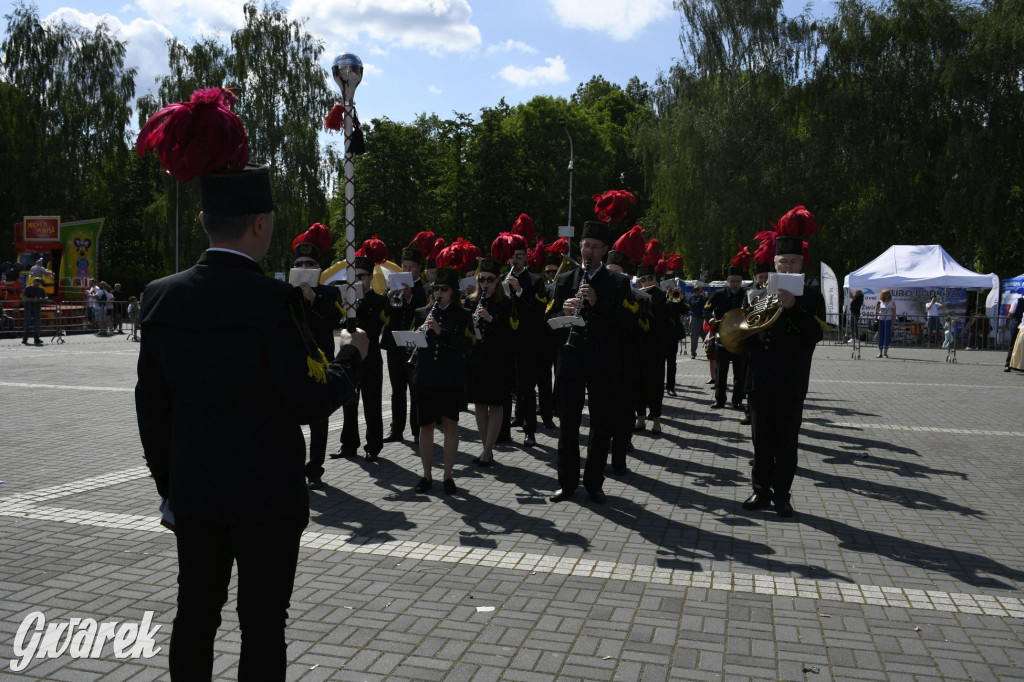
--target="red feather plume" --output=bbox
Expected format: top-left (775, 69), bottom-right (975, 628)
top-left (731, 244), bottom-right (752, 269)
top-left (511, 213), bottom-right (536, 243)
top-left (612, 225), bottom-right (644, 264)
top-left (754, 230), bottom-right (777, 263)
top-left (292, 223), bottom-right (332, 253)
top-left (642, 238), bottom-right (662, 266)
top-left (527, 239), bottom-right (546, 272)
top-left (408, 231), bottom-right (436, 257)
top-left (592, 189), bottom-right (636, 223)
top-left (490, 232), bottom-right (521, 261)
top-left (776, 205), bottom-right (818, 239)
top-left (325, 103), bottom-right (345, 131)
top-left (666, 253), bottom-right (683, 272)
top-left (355, 235), bottom-right (388, 264)
top-left (136, 87), bottom-right (250, 183)
top-left (655, 259), bottom-right (670, 277)
top-left (547, 237), bottom-right (569, 257)
top-left (435, 241), bottom-right (462, 269)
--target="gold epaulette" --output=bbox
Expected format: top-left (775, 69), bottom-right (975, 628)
top-left (510, 315), bottom-right (520, 331)
top-left (535, 292), bottom-right (547, 305)
top-left (545, 299), bottom-right (556, 314)
top-left (638, 317), bottom-right (650, 332)
top-left (623, 297), bottom-right (639, 313)
top-left (814, 315), bottom-right (829, 333)
top-left (380, 308), bottom-right (390, 325)
top-left (464, 327), bottom-right (477, 344)
top-left (306, 348), bottom-right (330, 384)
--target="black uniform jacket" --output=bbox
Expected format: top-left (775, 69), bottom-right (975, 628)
top-left (135, 250), bottom-right (363, 522)
top-left (553, 264), bottom-right (635, 382)
top-left (704, 286), bottom-right (748, 328)
top-left (353, 289), bottom-right (389, 364)
top-left (465, 295), bottom-right (514, 371)
top-left (307, 284), bottom-right (345, 361)
top-left (746, 287), bottom-right (825, 398)
top-left (409, 301), bottom-right (474, 389)
top-left (509, 267), bottom-right (547, 340)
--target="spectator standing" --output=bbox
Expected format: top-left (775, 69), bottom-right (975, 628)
top-left (1, 304), bottom-right (15, 332)
top-left (925, 295), bottom-right (942, 346)
top-left (94, 282), bottom-right (111, 335)
top-left (85, 278), bottom-right (99, 331)
top-left (848, 290), bottom-right (863, 343)
top-left (21, 277), bottom-right (47, 345)
top-left (29, 258), bottom-right (54, 280)
top-left (112, 283), bottom-right (127, 333)
top-left (875, 289), bottom-right (896, 358)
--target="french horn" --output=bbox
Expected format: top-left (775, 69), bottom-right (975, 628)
top-left (718, 294), bottom-right (783, 354)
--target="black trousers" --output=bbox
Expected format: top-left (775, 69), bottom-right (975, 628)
top-left (303, 420), bottom-right (329, 479)
top-left (665, 349), bottom-right (677, 390)
top-left (715, 346), bottom-right (747, 406)
top-left (557, 378), bottom-right (614, 492)
top-left (749, 391), bottom-right (804, 500)
top-left (536, 339), bottom-right (556, 424)
top-left (386, 349), bottom-right (417, 436)
top-left (170, 515), bottom-right (307, 681)
top-left (340, 357), bottom-right (384, 456)
top-left (610, 376), bottom-right (634, 472)
top-left (512, 347), bottom-right (538, 435)
top-left (636, 354), bottom-right (664, 419)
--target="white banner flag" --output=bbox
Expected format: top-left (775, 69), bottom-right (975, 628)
top-left (820, 261), bottom-right (840, 325)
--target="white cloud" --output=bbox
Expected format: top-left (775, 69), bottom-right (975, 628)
top-left (132, 0), bottom-right (245, 36)
top-left (289, 0), bottom-right (481, 54)
top-left (427, 85), bottom-right (442, 94)
top-left (45, 8), bottom-right (173, 99)
top-left (498, 56), bottom-right (568, 88)
top-left (485, 39), bottom-right (536, 56)
top-left (547, 0), bottom-right (671, 40)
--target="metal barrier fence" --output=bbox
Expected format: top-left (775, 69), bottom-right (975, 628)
top-left (830, 313), bottom-right (1017, 350)
top-left (0, 302), bottom-right (137, 339)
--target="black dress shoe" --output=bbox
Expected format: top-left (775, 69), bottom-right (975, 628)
top-left (523, 434), bottom-right (537, 447)
top-left (511, 416), bottom-right (524, 428)
top-left (774, 498), bottom-right (795, 517)
top-left (383, 431), bottom-right (403, 443)
top-left (364, 452), bottom-right (379, 462)
top-left (732, 402), bottom-right (744, 410)
top-left (740, 416), bottom-right (752, 425)
top-left (705, 378), bottom-right (716, 385)
top-left (586, 488), bottom-right (607, 504)
top-left (611, 466), bottom-right (628, 476)
top-left (307, 477), bottom-right (323, 490)
top-left (741, 493), bottom-right (771, 510)
top-left (414, 477), bottom-right (432, 493)
top-left (542, 420), bottom-right (557, 429)
top-left (472, 456), bottom-right (494, 467)
top-left (1005, 366), bottom-right (1012, 372)
top-left (495, 431), bottom-right (512, 444)
top-left (329, 450), bottom-right (355, 459)
top-left (666, 388), bottom-right (678, 396)
top-left (549, 489), bottom-right (575, 503)
top-left (710, 403), bottom-right (725, 410)
top-left (443, 478), bottom-right (457, 495)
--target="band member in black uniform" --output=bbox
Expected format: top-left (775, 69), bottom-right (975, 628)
top-left (290, 224), bottom-right (346, 489)
top-left (634, 261), bottom-right (669, 434)
top-left (550, 221), bottom-right (635, 504)
top-left (741, 206), bottom-right (824, 517)
top-left (336, 243), bottom-right (390, 461)
top-left (381, 244), bottom-right (428, 442)
top-left (536, 249), bottom-right (562, 429)
top-left (135, 89), bottom-right (368, 681)
top-left (503, 233), bottom-right (547, 448)
top-left (662, 263), bottom-right (688, 396)
top-left (466, 257), bottom-right (514, 466)
top-left (704, 254), bottom-right (749, 410)
top-left (410, 266), bottom-right (475, 494)
top-left (739, 251), bottom-right (773, 426)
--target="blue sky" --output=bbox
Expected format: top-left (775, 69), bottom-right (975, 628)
top-left (17, 0), bottom-right (829, 125)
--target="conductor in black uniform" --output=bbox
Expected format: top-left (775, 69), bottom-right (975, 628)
top-left (549, 221), bottom-right (634, 504)
top-left (704, 263), bottom-right (748, 410)
top-left (741, 207), bottom-right (823, 517)
top-left (337, 251), bottom-right (389, 461)
top-left (135, 92), bottom-right (369, 681)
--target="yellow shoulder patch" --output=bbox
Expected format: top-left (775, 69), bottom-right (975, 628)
top-left (622, 298), bottom-right (639, 313)
top-left (815, 316), bottom-right (829, 333)
top-left (638, 317), bottom-right (650, 332)
top-left (334, 300), bottom-right (347, 319)
top-left (534, 292), bottom-right (547, 305)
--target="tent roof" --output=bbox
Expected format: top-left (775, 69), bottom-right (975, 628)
top-left (844, 245), bottom-right (996, 290)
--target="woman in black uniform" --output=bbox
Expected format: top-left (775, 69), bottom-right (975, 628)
top-left (409, 266), bottom-right (474, 494)
top-left (465, 257), bottom-right (514, 466)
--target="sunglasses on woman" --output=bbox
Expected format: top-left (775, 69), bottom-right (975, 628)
top-left (433, 285), bottom-right (451, 293)
top-left (477, 276), bottom-right (496, 284)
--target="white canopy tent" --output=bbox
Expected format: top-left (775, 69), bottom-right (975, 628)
top-left (843, 244), bottom-right (996, 291)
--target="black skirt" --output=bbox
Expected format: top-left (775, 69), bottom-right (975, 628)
top-left (467, 368), bottom-right (511, 406)
top-left (415, 385), bottom-right (464, 424)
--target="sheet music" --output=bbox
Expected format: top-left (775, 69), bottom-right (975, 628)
top-left (767, 273), bottom-right (804, 296)
top-left (392, 330), bottom-right (428, 348)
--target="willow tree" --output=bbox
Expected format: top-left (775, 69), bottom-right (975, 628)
top-left (639, 0), bottom-right (817, 279)
top-left (228, 1), bottom-right (335, 272)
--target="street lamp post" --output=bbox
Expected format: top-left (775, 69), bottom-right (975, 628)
top-left (558, 118), bottom-right (574, 231)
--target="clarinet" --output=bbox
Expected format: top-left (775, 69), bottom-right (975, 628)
top-left (407, 301), bottom-right (439, 367)
top-left (564, 260), bottom-right (591, 350)
top-left (473, 293), bottom-right (489, 337)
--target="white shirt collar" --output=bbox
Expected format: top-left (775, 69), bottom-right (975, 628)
top-left (207, 247), bottom-right (255, 262)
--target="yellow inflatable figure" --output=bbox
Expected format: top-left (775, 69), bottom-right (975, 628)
top-left (320, 260), bottom-right (400, 295)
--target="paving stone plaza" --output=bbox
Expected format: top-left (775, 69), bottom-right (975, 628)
top-left (1, 335), bottom-right (1022, 681)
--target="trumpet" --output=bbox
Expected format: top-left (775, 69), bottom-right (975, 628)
top-left (388, 287), bottom-right (406, 308)
top-left (668, 288), bottom-right (684, 303)
top-left (718, 294), bottom-right (782, 354)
